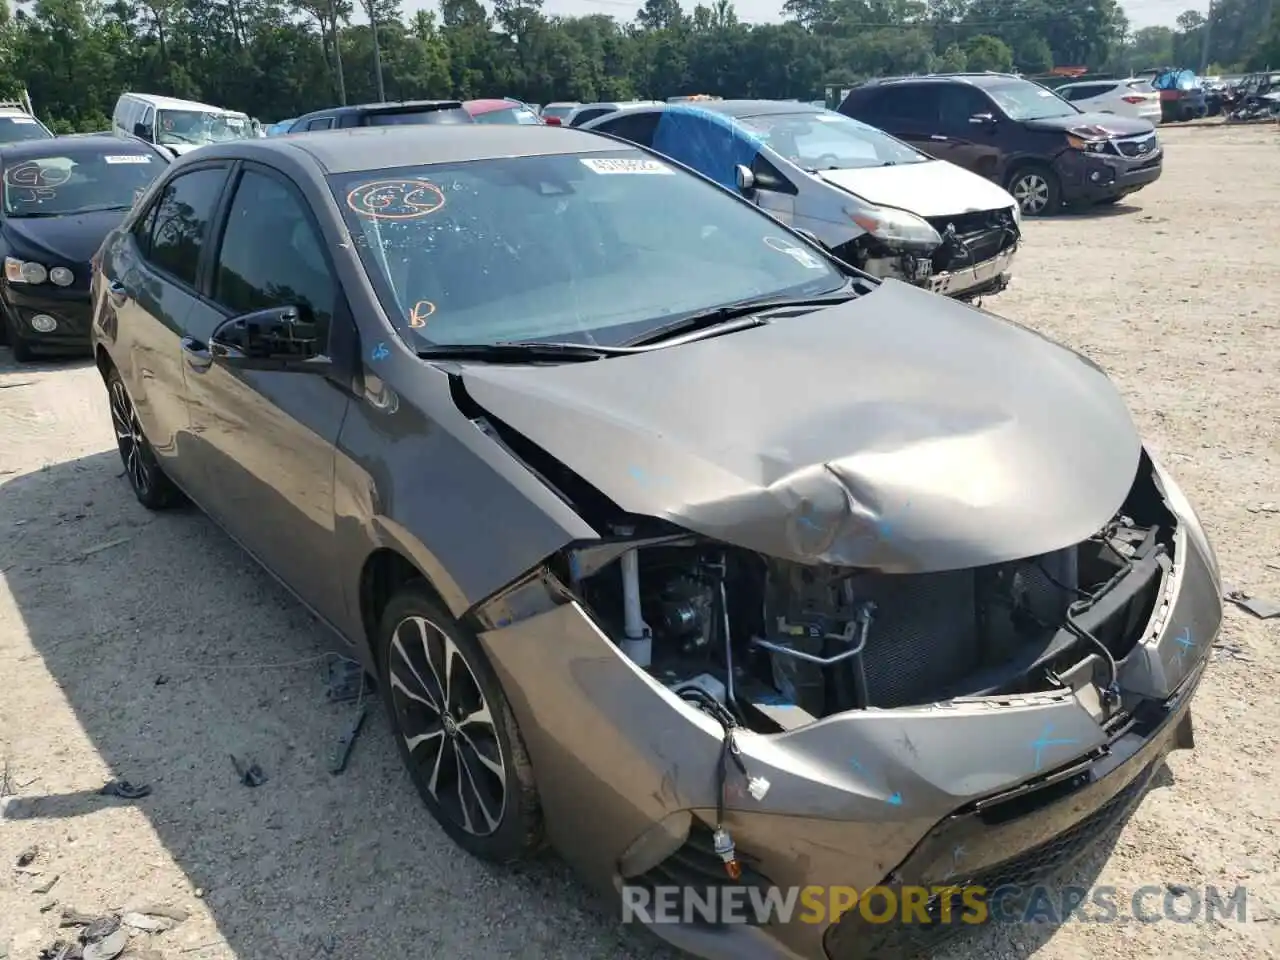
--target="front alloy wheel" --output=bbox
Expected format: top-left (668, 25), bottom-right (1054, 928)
top-left (1009, 168), bottom-right (1059, 216)
top-left (378, 583), bottom-right (543, 862)
top-left (106, 368), bottom-right (182, 509)
top-left (389, 616), bottom-right (507, 835)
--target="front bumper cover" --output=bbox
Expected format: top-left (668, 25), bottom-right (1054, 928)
top-left (477, 488), bottom-right (1220, 960)
top-left (2, 284), bottom-right (93, 351)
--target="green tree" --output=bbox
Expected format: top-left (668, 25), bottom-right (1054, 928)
top-left (964, 32), bottom-right (1012, 70)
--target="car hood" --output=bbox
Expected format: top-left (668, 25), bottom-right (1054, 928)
top-left (816, 160), bottom-right (1017, 217)
top-left (1023, 112), bottom-right (1154, 137)
top-left (2, 209), bottom-right (126, 266)
top-left (461, 279), bottom-right (1143, 573)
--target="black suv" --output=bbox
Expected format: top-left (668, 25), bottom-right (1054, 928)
top-left (838, 73), bottom-right (1162, 215)
top-left (288, 100), bottom-right (473, 133)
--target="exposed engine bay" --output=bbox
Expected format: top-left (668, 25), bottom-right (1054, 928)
top-left (569, 463), bottom-right (1175, 735)
top-left (834, 206), bottom-right (1020, 299)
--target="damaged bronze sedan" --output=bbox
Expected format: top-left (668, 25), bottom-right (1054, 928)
top-left (90, 125), bottom-right (1222, 960)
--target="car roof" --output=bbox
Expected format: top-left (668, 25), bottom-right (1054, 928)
top-left (121, 93), bottom-right (243, 114)
top-left (184, 125), bottom-right (627, 174)
top-left (857, 73), bottom-right (1024, 89)
top-left (297, 100), bottom-right (462, 120)
top-left (682, 99), bottom-right (826, 118)
top-left (0, 133), bottom-right (166, 161)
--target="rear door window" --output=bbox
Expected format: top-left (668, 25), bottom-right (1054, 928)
top-left (142, 166), bottom-right (229, 289)
top-left (871, 86), bottom-right (941, 125)
top-left (592, 111), bottom-right (661, 147)
top-left (572, 108), bottom-right (612, 126)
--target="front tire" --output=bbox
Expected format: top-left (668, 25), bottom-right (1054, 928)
top-left (378, 582), bottom-right (543, 863)
top-left (1007, 165), bottom-right (1061, 217)
top-left (105, 366), bottom-right (183, 509)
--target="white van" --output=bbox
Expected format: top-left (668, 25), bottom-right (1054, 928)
top-left (112, 93), bottom-right (254, 157)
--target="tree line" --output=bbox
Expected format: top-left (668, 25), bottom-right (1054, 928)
top-left (1, 0), bottom-right (1277, 133)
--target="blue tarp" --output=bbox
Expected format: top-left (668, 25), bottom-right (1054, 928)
top-left (650, 105), bottom-right (764, 190)
top-left (1153, 69), bottom-right (1201, 91)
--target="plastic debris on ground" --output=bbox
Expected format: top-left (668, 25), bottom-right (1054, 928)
top-left (1224, 588), bottom-right (1280, 619)
top-left (98, 779), bottom-right (151, 799)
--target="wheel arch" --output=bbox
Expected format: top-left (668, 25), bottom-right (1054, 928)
top-left (356, 540), bottom-right (457, 670)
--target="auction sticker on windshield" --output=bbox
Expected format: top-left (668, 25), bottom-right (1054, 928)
top-left (579, 157), bottom-right (674, 175)
top-left (104, 155), bottom-right (153, 164)
top-left (8, 117), bottom-right (36, 124)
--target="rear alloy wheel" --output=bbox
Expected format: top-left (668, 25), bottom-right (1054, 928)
top-left (1007, 167), bottom-right (1060, 217)
top-left (106, 368), bottom-right (183, 509)
top-left (378, 582), bottom-right (543, 862)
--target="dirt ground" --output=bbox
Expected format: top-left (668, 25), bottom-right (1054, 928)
top-left (1, 122), bottom-right (1278, 960)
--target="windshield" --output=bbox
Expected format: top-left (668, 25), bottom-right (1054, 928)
top-left (473, 105), bottom-right (542, 125)
top-left (333, 149), bottom-right (846, 348)
top-left (735, 110), bottom-right (926, 170)
top-left (3, 150), bottom-right (163, 217)
top-left (157, 108), bottom-right (252, 146)
top-left (984, 80), bottom-right (1079, 121)
top-left (0, 115), bottom-right (53, 144)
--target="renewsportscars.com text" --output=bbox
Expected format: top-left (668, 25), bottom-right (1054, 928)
top-left (621, 883), bottom-right (1250, 926)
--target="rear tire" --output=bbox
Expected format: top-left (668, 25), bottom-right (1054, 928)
top-left (377, 581), bottom-right (544, 863)
top-left (1006, 165), bottom-right (1061, 217)
top-left (105, 366), bottom-right (183, 510)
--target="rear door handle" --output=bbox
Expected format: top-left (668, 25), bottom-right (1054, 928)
top-left (930, 134), bottom-right (948, 141)
top-left (181, 336), bottom-right (213, 372)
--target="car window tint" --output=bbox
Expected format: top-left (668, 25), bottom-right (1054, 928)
top-left (307, 117), bottom-right (334, 130)
top-left (213, 169), bottom-right (334, 339)
top-left (877, 86), bottom-right (940, 124)
top-left (594, 112), bottom-right (660, 146)
top-left (145, 166), bottom-right (227, 287)
top-left (938, 86), bottom-right (992, 123)
top-left (132, 199), bottom-right (160, 257)
top-left (572, 108), bottom-right (610, 126)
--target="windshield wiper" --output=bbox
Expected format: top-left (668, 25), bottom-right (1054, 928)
top-left (63, 204), bottom-right (132, 214)
top-left (416, 341), bottom-right (623, 363)
top-left (624, 285), bottom-right (859, 348)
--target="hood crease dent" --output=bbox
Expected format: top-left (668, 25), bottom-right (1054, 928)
top-left (461, 280), bottom-right (1144, 573)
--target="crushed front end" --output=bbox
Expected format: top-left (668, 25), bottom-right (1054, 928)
top-left (471, 449), bottom-right (1220, 960)
top-left (837, 204), bottom-right (1020, 302)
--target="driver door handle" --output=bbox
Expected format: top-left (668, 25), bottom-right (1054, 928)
top-left (181, 336), bottom-right (213, 372)
top-left (106, 278), bottom-right (128, 306)
top-left (930, 134), bottom-right (948, 141)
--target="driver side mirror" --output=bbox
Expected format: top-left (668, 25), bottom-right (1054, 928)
top-left (209, 305), bottom-right (330, 373)
top-left (133, 121), bottom-right (153, 140)
top-left (969, 113), bottom-right (996, 125)
top-left (734, 163), bottom-right (756, 194)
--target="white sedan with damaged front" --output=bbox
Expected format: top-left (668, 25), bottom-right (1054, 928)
top-left (584, 100), bottom-right (1022, 301)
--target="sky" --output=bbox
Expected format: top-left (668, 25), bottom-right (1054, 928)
top-left (401, 0), bottom-right (1203, 30)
